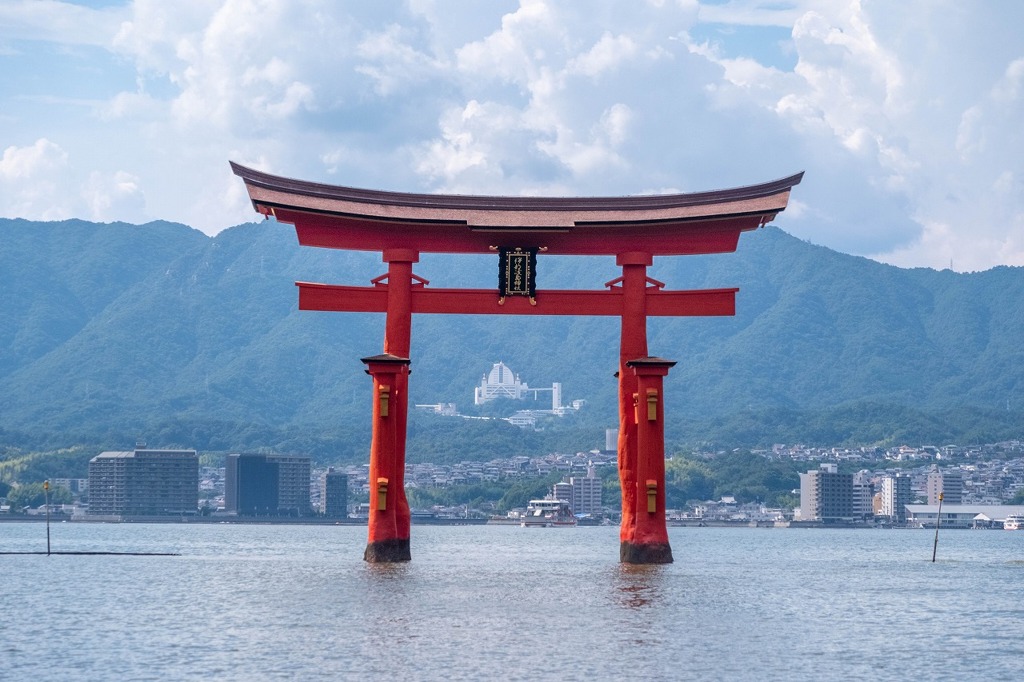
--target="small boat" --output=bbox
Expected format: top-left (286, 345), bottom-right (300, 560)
top-left (521, 498), bottom-right (577, 527)
top-left (1003, 514), bottom-right (1024, 530)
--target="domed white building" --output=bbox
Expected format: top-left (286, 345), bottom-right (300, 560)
top-left (474, 362), bottom-right (528, 404)
top-left (474, 362), bottom-right (565, 412)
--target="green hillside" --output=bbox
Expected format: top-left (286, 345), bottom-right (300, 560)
top-left (2, 217), bottom-right (1023, 460)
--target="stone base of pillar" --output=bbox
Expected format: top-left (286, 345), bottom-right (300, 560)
top-left (620, 541), bottom-right (673, 564)
top-left (364, 538), bottom-right (411, 563)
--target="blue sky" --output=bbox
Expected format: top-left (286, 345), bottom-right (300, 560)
top-left (1, 0), bottom-right (1022, 271)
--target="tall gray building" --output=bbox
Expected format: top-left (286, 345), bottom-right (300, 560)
top-left (570, 465), bottom-right (602, 516)
top-left (881, 473), bottom-right (911, 522)
top-left (799, 463), bottom-right (853, 523)
top-left (553, 465), bottom-right (603, 515)
top-left (852, 471), bottom-right (874, 521)
top-left (553, 481), bottom-right (573, 508)
top-left (927, 466), bottom-right (963, 505)
top-left (225, 453), bottom-right (312, 516)
top-left (321, 468), bottom-right (348, 518)
top-left (88, 449), bottom-right (198, 516)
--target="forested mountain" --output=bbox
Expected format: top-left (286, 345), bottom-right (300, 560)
top-left (2, 217), bottom-right (1023, 461)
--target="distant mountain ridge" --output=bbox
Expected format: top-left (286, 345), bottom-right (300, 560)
top-left (2, 217), bottom-right (1023, 458)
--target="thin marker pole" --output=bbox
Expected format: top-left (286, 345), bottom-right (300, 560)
top-left (44, 480), bottom-right (51, 556)
top-left (931, 492), bottom-right (943, 563)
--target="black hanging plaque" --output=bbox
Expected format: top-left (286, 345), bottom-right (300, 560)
top-left (498, 247), bottom-right (537, 304)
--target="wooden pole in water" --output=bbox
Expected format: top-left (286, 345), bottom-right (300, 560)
top-left (43, 480), bottom-right (51, 556)
top-left (931, 492), bottom-right (944, 563)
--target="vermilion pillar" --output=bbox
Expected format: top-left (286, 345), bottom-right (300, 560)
top-left (616, 252), bottom-right (650, 559)
top-left (362, 248), bottom-right (418, 562)
top-left (622, 357), bottom-right (676, 564)
top-left (361, 354), bottom-right (411, 561)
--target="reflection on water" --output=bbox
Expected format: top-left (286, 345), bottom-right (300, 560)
top-left (613, 564), bottom-right (666, 609)
top-left (362, 561), bottom-right (411, 581)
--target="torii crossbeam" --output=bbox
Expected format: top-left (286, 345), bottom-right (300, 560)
top-left (232, 161), bottom-right (802, 563)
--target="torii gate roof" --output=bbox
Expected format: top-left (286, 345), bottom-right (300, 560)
top-left (231, 162), bottom-right (802, 256)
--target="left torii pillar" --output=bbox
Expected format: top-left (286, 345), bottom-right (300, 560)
top-left (361, 248), bottom-right (417, 562)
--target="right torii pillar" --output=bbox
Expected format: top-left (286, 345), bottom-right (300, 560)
top-left (617, 252), bottom-right (675, 564)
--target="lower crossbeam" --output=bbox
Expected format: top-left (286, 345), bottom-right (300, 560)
top-left (297, 282), bottom-right (736, 317)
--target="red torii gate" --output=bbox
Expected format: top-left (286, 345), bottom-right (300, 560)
top-left (232, 162), bottom-right (802, 563)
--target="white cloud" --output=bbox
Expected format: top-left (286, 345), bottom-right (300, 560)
top-left (98, 89), bottom-right (162, 120)
top-left (729, 4), bottom-right (907, 174)
top-left (1, 1), bottom-right (1022, 271)
top-left (875, 51), bottom-right (1024, 271)
top-left (674, 1), bottom-right (1024, 270)
top-left (0, 138), bottom-right (67, 180)
top-left (415, 2), bottom-right (705, 193)
top-left (566, 32), bottom-right (639, 79)
top-left (82, 170), bottom-right (146, 222)
top-left (356, 23), bottom-right (447, 96)
top-left (0, 139), bottom-right (72, 220)
top-left (109, 0), bottom-right (345, 132)
top-left (0, 1), bottom-right (126, 46)
top-left (242, 58), bottom-right (314, 119)
top-left (991, 57), bottom-right (1024, 103)
top-left (697, 0), bottom-right (801, 27)
top-left (414, 99), bottom-right (512, 187)
top-left (599, 103), bottom-right (632, 147)
top-left (455, 1), bottom-right (558, 87)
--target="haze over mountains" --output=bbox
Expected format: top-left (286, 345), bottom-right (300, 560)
top-left (2, 217), bottom-right (1023, 460)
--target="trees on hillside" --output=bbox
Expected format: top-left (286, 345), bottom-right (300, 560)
top-left (4, 482), bottom-right (73, 510)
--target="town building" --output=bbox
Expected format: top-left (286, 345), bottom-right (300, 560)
top-left (905, 504), bottom-right (1024, 529)
top-left (553, 481), bottom-right (573, 509)
top-left (50, 478), bottom-right (88, 496)
top-left (798, 463), bottom-right (853, 523)
top-left (570, 465), bottom-right (603, 516)
top-left (880, 473), bottom-right (912, 522)
top-left (321, 468), bottom-right (348, 518)
top-left (927, 465), bottom-right (963, 505)
top-left (852, 471), bottom-right (873, 521)
top-left (225, 453), bottom-right (311, 516)
top-left (551, 465), bottom-right (603, 515)
top-left (88, 448), bottom-right (198, 516)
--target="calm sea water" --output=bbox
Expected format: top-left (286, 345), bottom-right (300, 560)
top-left (2, 522), bottom-right (1023, 681)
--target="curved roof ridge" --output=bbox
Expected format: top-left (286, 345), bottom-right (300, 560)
top-left (230, 161), bottom-right (803, 213)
